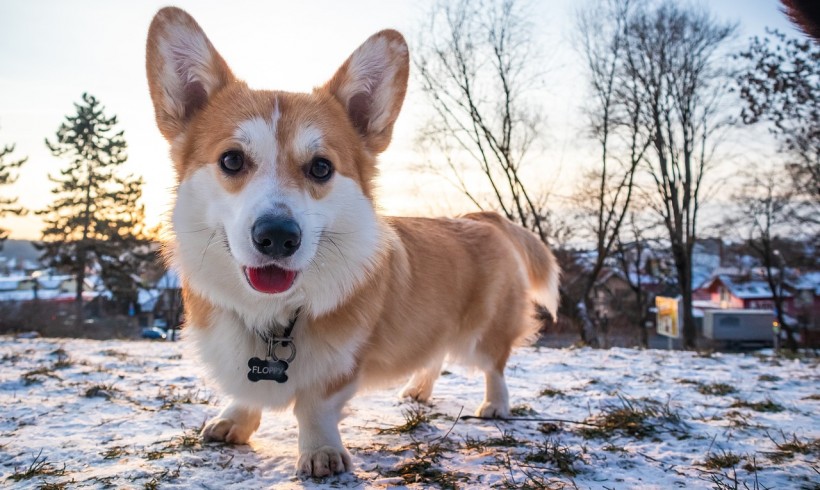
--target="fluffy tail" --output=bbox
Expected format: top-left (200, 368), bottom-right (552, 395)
top-left (464, 212), bottom-right (561, 319)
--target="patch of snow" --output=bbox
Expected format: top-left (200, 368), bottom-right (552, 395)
top-left (0, 336), bottom-right (817, 488)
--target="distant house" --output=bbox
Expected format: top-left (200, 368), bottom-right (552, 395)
top-left (593, 269), bottom-right (661, 313)
top-left (793, 272), bottom-right (820, 330)
top-left (0, 274), bottom-right (99, 303)
top-left (697, 275), bottom-right (795, 316)
top-left (136, 270), bottom-right (183, 329)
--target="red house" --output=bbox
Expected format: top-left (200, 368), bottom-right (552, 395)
top-left (696, 275), bottom-right (795, 315)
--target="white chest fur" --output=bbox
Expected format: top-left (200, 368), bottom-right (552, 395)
top-left (185, 307), bottom-right (364, 409)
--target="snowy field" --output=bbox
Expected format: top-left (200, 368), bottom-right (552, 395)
top-left (0, 336), bottom-right (818, 489)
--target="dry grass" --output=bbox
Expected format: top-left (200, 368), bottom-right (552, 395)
top-left (702, 450), bottom-right (742, 470)
top-left (524, 439), bottom-right (582, 477)
top-left (730, 399), bottom-right (784, 413)
top-left (377, 406), bottom-right (431, 435)
top-left (697, 382), bottom-right (738, 396)
top-left (7, 450), bottom-right (65, 482)
top-left (579, 395), bottom-right (683, 440)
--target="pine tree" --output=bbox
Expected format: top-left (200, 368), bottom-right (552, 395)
top-left (38, 93), bottom-right (146, 324)
top-left (0, 136), bottom-right (27, 249)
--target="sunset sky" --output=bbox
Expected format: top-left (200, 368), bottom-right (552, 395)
top-left (0, 0), bottom-right (798, 240)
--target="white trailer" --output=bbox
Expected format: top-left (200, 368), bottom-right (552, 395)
top-left (703, 309), bottom-right (776, 346)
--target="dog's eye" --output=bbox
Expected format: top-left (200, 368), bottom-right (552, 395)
top-left (219, 151), bottom-right (245, 174)
top-left (308, 157), bottom-right (333, 182)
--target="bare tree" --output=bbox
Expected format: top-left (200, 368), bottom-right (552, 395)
top-left (613, 213), bottom-right (659, 348)
top-left (573, 0), bottom-right (652, 345)
top-left (415, 0), bottom-right (551, 242)
top-left (736, 29), bottom-right (819, 219)
top-left (726, 167), bottom-right (802, 351)
top-left (622, 2), bottom-right (736, 349)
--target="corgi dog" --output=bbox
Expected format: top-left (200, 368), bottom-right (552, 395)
top-left (146, 7), bottom-right (559, 478)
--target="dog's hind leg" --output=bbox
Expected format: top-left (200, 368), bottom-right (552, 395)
top-left (473, 291), bottom-right (528, 418)
top-left (399, 355), bottom-right (444, 403)
top-left (475, 366), bottom-right (511, 418)
top-left (201, 401), bottom-right (262, 444)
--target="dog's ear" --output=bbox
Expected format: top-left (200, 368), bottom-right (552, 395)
top-left (146, 7), bottom-right (235, 141)
top-left (323, 30), bottom-right (409, 154)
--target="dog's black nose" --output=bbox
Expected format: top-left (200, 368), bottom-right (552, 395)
top-left (251, 216), bottom-right (301, 258)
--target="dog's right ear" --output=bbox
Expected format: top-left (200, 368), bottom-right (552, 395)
top-left (146, 7), bottom-right (234, 141)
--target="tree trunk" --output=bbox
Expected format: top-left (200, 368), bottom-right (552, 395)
top-left (74, 247), bottom-right (86, 328)
top-left (673, 245), bottom-right (697, 349)
top-left (637, 289), bottom-right (649, 349)
top-left (580, 291), bottom-right (600, 347)
top-left (773, 295), bottom-right (798, 352)
top-left (680, 284), bottom-right (696, 350)
top-left (765, 258), bottom-right (798, 352)
top-left (639, 313), bottom-right (649, 348)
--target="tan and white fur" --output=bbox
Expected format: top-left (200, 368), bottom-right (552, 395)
top-left (146, 7), bottom-right (560, 478)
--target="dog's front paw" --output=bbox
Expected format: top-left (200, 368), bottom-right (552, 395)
top-left (297, 445), bottom-right (351, 477)
top-left (201, 416), bottom-right (256, 444)
top-left (476, 401), bottom-right (510, 419)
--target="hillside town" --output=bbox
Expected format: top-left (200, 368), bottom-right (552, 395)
top-left (1, 238), bottom-right (817, 349)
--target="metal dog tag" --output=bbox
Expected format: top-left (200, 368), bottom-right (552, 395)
top-left (249, 314), bottom-right (299, 384)
top-left (247, 357), bottom-right (289, 383)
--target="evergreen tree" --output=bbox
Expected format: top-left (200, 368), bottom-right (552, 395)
top-left (38, 93), bottom-right (146, 323)
top-left (0, 135), bottom-right (27, 248)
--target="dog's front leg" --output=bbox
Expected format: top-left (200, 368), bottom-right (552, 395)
top-left (202, 401), bottom-right (262, 444)
top-left (293, 379), bottom-right (357, 477)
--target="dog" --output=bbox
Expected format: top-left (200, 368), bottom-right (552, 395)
top-left (145, 7), bottom-right (559, 478)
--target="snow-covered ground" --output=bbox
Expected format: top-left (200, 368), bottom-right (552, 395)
top-left (0, 336), bottom-right (817, 489)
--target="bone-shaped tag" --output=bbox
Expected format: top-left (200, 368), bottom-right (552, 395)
top-left (247, 357), bottom-right (289, 383)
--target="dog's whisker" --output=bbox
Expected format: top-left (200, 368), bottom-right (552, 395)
top-left (176, 228), bottom-right (210, 234)
top-left (198, 230), bottom-right (218, 271)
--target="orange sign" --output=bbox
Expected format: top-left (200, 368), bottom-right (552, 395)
top-left (656, 296), bottom-right (681, 338)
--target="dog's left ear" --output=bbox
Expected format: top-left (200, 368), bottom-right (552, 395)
top-left (323, 30), bottom-right (409, 154)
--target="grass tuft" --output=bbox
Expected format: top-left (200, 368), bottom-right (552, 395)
top-left (537, 422), bottom-right (560, 435)
top-left (579, 395), bottom-right (683, 440)
top-left (21, 367), bottom-right (60, 386)
top-left (100, 349), bottom-right (129, 360)
top-left (40, 482), bottom-right (70, 490)
top-left (50, 348), bottom-right (72, 369)
top-left (730, 398), bottom-right (784, 413)
top-left (8, 450), bottom-right (65, 482)
top-left (464, 429), bottom-right (523, 451)
top-left (510, 404), bottom-right (537, 417)
top-left (156, 386), bottom-right (211, 410)
top-left (697, 382), bottom-right (737, 396)
top-left (377, 406), bottom-right (430, 435)
top-left (539, 387), bottom-right (565, 398)
top-left (702, 450), bottom-right (742, 470)
top-left (523, 439), bottom-right (582, 476)
top-left (84, 384), bottom-right (119, 400)
top-left (765, 431), bottom-right (820, 463)
top-left (382, 429), bottom-right (464, 488)
top-left (102, 446), bottom-right (129, 460)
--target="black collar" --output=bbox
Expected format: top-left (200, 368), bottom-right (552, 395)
top-left (260, 307), bottom-right (301, 347)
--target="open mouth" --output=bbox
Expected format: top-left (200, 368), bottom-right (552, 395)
top-left (243, 264), bottom-right (297, 294)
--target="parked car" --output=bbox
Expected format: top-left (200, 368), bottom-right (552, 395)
top-left (141, 327), bottom-right (167, 340)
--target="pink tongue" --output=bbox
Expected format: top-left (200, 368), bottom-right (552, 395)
top-left (246, 265), bottom-right (296, 294)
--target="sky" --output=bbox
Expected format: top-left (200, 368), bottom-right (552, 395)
top-left (0, 0), bottom-right (800, 240)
